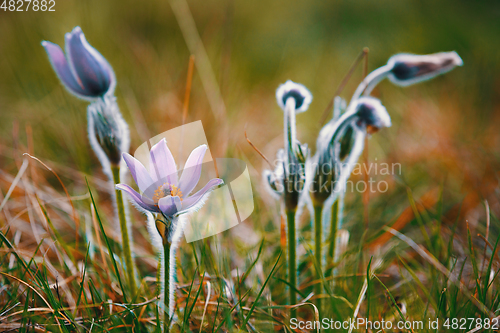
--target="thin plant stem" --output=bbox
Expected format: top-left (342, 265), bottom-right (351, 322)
top-left (111, 165), bottom-right (137, 297)
top-left (326, 199), bottom-right (339, 278)
top-left (313, 204), bottom-right (323, 311)
top-left (286, 209), bottom-right (297, 317)
top-left (362, 50), bottom-right (370, 231)
top-left (163, 241), bottom-right (171, 333)
top-left (284, 98), bottom-right (297, 156)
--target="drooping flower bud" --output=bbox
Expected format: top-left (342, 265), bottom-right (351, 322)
top-left (387, 51), bottom-right (463, 87)
top-left (263, 149), bottom-right (285, 198)
top-left (311, 97), bottom-right (391, 203)
top-left (351, 51), bottom-right (463, 99)
top-left (276, 80), bottom-right (312, 158)
top-left (353, 97), bottom-right (391, 132)
top-left (265, 80), bottom-right (312, 211)
top-left (275, 80), bottom-right (313, 113)
top-left (42, 26), bottom-right (116, 100)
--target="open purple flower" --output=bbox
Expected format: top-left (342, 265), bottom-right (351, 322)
top-left (42, 26), bottom-right (115, 100)
top-left (116, 139), bottom-right (223, 220)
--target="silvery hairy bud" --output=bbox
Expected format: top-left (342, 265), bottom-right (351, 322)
top-left (311, 97), bottom-right (391, 203)
top-left (354, 97), bottom-right (391, 132)
top-left (352, 51), bottom-right (463, 99)
top-left (387, 51), bottom-right (463, 87)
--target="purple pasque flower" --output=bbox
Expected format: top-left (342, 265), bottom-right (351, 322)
top-left (116, 138), bottom-right (223, 220)
top-left (42, 26), bottom-right (115, 100)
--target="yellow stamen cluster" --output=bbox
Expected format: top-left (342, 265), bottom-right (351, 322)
top-left (152, 183), bottom-right (183, 204)
top-left (170, 185), bottom-right (183, 199)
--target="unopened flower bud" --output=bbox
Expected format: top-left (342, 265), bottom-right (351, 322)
top-left (263, 149), bottom-right (285, 197)
top-left (353, 51), bottom-right (463, 98)
top-left (312, 97), bottom-right (391, 204)
top-left (42, 26), bottom-right (116, 100)
top-left (387, 51), bottom-right (463, 87)
top-left (354, 97), bottom-right (391, 132)
top-left (276, 80), bottom-right (313, 113)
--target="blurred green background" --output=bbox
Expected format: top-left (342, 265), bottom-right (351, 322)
top-left (1, 0), bottom-right (499, 227)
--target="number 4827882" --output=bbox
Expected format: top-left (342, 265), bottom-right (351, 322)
top-left (1, 0), bottom-right (55, 11)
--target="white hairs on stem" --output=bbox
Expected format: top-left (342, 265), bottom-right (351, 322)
top-left (146, 212), bottom-right (163, 252)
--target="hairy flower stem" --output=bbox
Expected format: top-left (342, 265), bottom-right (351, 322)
top-left (163, 241), bottom-right (171, 333)
top-left (286, 209), bottom-right (297, 317)
top-left (313, 204), bottom-right (323, 312)
top-left (326, 196), bottom-right (342, 278)
top-left (111, 165), bottom-right (137, 297)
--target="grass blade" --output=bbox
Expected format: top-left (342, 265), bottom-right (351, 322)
top-left (241, 251), bottom-right (282, 329)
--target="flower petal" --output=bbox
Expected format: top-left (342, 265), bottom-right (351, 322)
top-left (181, 178), bottom-right (223, 212)
top-left (122, 153), bottom-right (155, 193)
top-left (116, 184), bottom-right (158, 212)
top-left (178, 144), bottom-right (208, 196)
top-left (158, 195), bottom-right (182, 216)
top-left (149, 138), bottom-right (178, 186)
top-left (42, 41), bottom-right (89, 98)
top-left (65, 26), bottom-right (114, 97)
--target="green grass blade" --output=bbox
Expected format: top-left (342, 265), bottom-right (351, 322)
top-left (241, 251), bottom-right (282, 329)
top-left (181, 273), bottom-right (205, 333)
top-left (214, 288), bottom-right (252, 332)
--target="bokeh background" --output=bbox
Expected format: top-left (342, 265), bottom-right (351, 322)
top-left (1, 0), bottom-right (500, 330)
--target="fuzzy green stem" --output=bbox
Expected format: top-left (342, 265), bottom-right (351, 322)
top-left (313, 204), bottom-right (323, 312)
top-left (163, 241), bottom-right (171, 333)
top-left (286, 209), bottom-right (297, 317)
top-left (111, 165), bottom-right (137, 297)
top-left (326, 199), bottom-right (339, 278)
